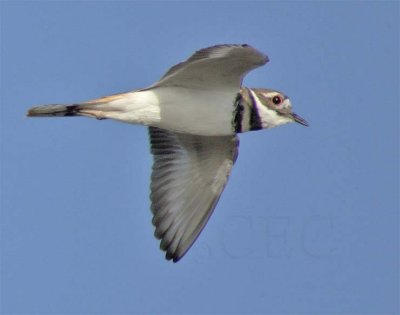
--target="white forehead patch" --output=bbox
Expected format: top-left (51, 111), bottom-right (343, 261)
top-left (282, 98), bottom-right (292, 109)
top-left (261, 90), bottom-right (286, 100)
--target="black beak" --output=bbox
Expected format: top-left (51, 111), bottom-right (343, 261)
top-left (292, 113), bottom-right (309, 127)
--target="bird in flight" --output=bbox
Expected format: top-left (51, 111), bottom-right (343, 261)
top-left (27, 44), bottom-right (308, 262)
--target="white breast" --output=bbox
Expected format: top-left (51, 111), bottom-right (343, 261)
top-left (139, 87), bottom-right (237, 136)
top-left (98, 87), bottom-right (238, 136)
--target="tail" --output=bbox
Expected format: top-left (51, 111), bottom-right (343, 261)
top-left (26, 102), bottom-right (116, 120)
top-left (27, 92), bottom-right (134, 120)
top-left (27, 104), bottom-right (86, 118)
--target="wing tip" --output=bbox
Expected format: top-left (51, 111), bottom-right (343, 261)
top-left (166, 251), bottom-right (181, 263)
top-left (166, 246), bottom-right (189, 263)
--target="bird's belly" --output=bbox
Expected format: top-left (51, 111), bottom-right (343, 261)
top-left (152, 87), bottom-right (236, 136)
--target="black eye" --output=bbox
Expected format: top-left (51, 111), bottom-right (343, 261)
top-left (272, 95), bottom-right (282, 105)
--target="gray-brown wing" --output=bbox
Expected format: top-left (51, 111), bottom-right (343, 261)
top-left (149, 127), bottom-right (239, 262)
top-left (151, 44), bottom-right (268, 90)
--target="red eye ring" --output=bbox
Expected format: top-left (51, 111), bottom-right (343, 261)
top-left (272, 95), bottom-right (283, 105)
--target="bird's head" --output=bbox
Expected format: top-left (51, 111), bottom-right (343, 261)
top-left (241, 88), bottom-right (308, 130)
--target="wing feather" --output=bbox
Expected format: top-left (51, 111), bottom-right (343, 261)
top-left (151, 44), bottom-right (268, 90)
top-left (149, 127), bottom-right (239, 262)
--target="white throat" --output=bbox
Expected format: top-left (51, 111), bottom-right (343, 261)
top-left (248, 89), bottom-right (292, 129)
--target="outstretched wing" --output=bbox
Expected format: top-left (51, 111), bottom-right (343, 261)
top-left (151, 44), bottom-right (268, 90)
top-left (149, 127), bottom-right (239, 262)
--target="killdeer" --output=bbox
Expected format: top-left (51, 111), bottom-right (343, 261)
top-left (27, 44), bottom-right (308, 262)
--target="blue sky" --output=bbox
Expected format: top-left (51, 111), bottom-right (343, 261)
top-left (1, 1), bottom-right (398, 314)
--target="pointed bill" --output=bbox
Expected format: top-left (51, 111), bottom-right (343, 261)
top-left (291, 113), bottom-right (309, 126)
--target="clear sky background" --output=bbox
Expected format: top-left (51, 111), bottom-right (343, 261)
top-left (1, 2), bottom-right (398, 314)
